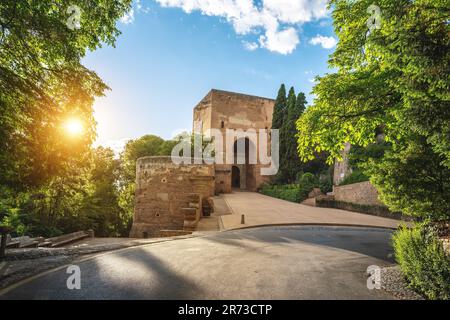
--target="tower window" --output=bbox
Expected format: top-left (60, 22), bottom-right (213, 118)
top-left (221, 121), bottom-right (225, 128)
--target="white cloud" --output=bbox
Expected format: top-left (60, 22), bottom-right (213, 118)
top-left (309, 34), bottom-right (337, 49)
top-left (242, 40), bottom-right (259, 51)
top-left (263, 0), bottom-right (329, 24)
top-left (121, 8), bottom-right (135, 24)
top-left (121, 0), bottom-right (152, 24)
top-left (154, 0), bottom-right (330, 54)
top-left (259, 27), bottom-right (299, 55)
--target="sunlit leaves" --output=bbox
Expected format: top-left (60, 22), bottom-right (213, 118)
top-left (297, 0), bottom-right (449, 166)
top-left (0, 0), bottom-right (132, 189)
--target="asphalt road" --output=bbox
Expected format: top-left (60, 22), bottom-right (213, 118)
top-left (0, 226), bottom-right (396, 300)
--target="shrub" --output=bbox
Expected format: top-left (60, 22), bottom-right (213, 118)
top-left (318, 173), bottom-right (333, 194)
top-left (261, 172), bottom-right (320, 203)
top-left (393, 222), bottom-right (450, 300)
top-left (260, 184), bottom-right (300, 202)
top-left (297, 172), bottom-right (317, 188)
top-left (339, 170), bottom-right (369, 186)
top-left (260, 184), bottom-right (310, 203)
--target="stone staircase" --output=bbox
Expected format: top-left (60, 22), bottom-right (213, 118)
top-left (181, 193), bottom-right (202, 231)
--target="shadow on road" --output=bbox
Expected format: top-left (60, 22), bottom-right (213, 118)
top-left (202, 226), bottom-right (395, 263)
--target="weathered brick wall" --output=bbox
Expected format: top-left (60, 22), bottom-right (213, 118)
top-left (130, 157), bottom-right (215, 238)
top-left (333, 181), bottom-right (383, 206)
top-left (193, 89), bottom-right (275, 193)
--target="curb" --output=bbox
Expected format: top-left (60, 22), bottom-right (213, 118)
top-left (221, 223), bottom-right (399, 232)
top-left (0, 233), bottom-right (203, 296)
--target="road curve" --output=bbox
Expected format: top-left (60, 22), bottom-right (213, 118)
top-left (1, 226), bottom-right (396, 300)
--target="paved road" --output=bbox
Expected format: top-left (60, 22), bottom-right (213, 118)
top-left (221, 192), bottom-right (403, 230)
top-left (0, 226), bottom-right (396, 300)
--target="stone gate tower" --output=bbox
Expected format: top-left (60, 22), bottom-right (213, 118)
top-left (194, 89), bottom-right (275, 194)
top-left (130, 89), bottom-right (275, 238)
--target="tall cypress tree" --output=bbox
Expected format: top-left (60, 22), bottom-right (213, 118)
top-left (272, 84), bottom-right (287, 183)
top-left (272, 84), bottom-right (287, 130)
top-left (278, 87), bottom-right (297, 182)
top-left (284, 92), bottom-right (307, 182)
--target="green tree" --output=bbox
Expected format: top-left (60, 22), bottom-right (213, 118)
top-left (2, 153), bottom-right (93, 237)
top-left (297, 0), bottom-right (449, 167)
top-left (0, 0), bottom-right (132, 191)
top-left (296, 0), bottom-right (450, 215)
top-left (365, 136), bottom-right (450, 221)
top-left (82, 147), bottom-right (125, 237)
top-left (118, 135), bottom-right (175, 224)
top-left (275, 87), bottom-right (296, 183)
top-left (283, 92), bottom-right (307, 182)
top-left (271, 84), bottom-right (287, 130)
top-left (296, 0), bottom-right (450, 298)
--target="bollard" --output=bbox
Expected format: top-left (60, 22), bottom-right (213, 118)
top-left (87, 229), bottom-right (95, 238)
top-left (241, 214), bottom-right (245, 225)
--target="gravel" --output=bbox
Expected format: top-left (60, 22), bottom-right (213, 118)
top-left (381, 266), bottom-right (424, 300)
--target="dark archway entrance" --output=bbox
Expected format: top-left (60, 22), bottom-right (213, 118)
top-left (232, 137), bottom-right (256, 191)
top-left (232, 166), bottom-right (240, 189)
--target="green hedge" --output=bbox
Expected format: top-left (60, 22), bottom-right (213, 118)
top-left (339, 170), bottom-right (369, 186)
top-left (260, 184), bottom-right (311, 203)
top-left (393, 222), bottom-right (450, 300)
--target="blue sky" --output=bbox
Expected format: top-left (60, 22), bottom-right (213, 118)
top-left (82, 0), bottom-right (337, 152)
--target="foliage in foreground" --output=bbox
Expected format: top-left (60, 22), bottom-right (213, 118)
top-left (297, 0), bottom-right (449, 167)
top-left (1, 147), bottom-right (126, 237)
top-left (0, 1), bottom-right (133, 237)
top-left (0, 0), bottom-right (132, 192)
top-left (393, 222), bottom-right (450, 300)
top-left (295, 1), bottom-right (449, 300)
top-left (296, 0), bottom-right (449, 218)
top-left (366, 137), bottom-right (450, 221)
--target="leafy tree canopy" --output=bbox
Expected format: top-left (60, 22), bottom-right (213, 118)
top-left (297, 0), bottom-right (449, 166)
top-left (0, 0), bottom-right (132, 190)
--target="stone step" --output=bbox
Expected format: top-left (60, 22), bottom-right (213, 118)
top-left (41, 231), bottom-right (89, 248)
top-left (6, 236), bottom-right (42, 249)
top-left (183, 220), bottom-right (197, 231)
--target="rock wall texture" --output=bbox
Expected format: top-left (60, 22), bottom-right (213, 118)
top-left (130, 157), bottom-right (215, 238)
top-left (333, 181), bottom-right (383, 206)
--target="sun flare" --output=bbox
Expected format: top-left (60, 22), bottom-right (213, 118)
top-left (63, 118), bottom-right (84, 136)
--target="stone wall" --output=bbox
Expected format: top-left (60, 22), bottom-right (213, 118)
top-left (333, 181), bottom-right (383, 206)
top-left (130, 157), bottom-right (215, 238)
top-left (193, 89), bottom-right (275, 193)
